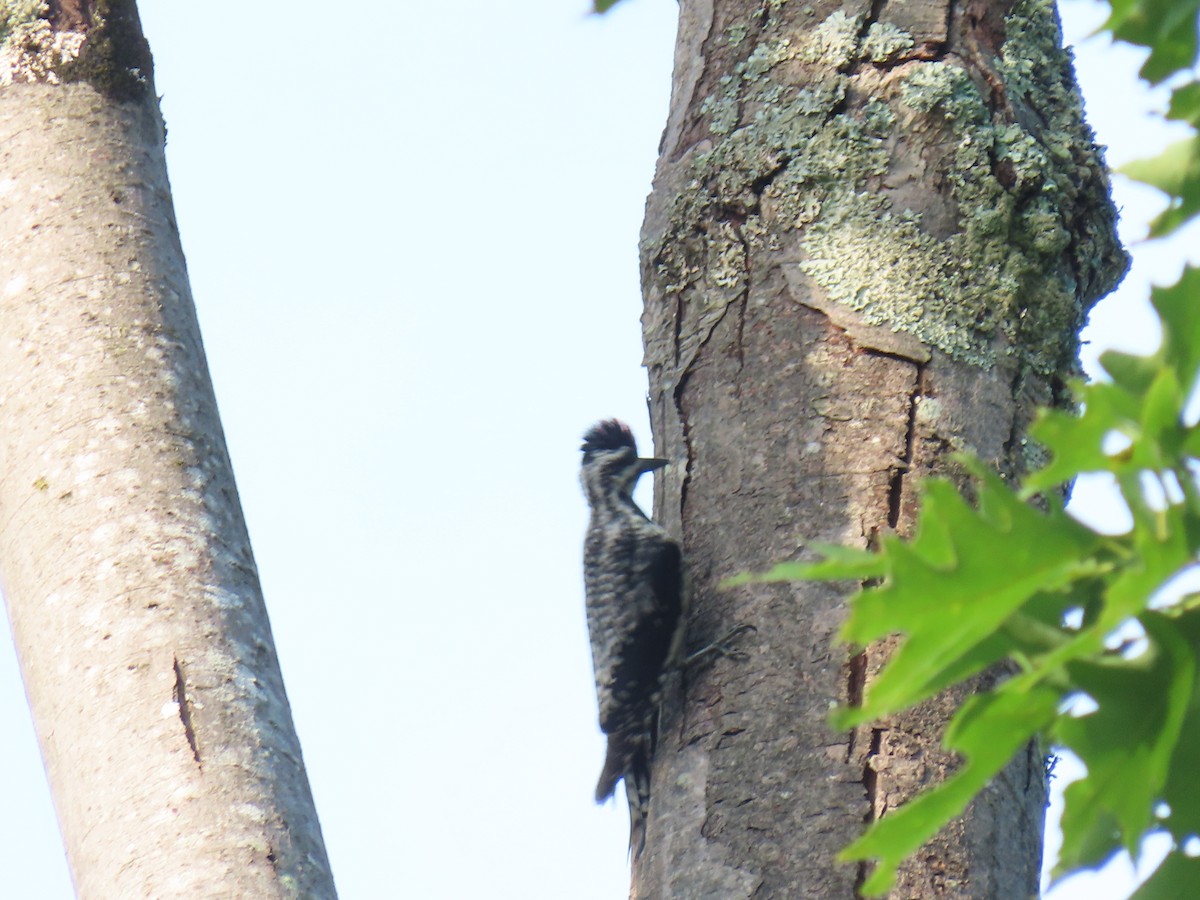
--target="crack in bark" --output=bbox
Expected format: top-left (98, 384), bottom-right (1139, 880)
top-left (671, 262), bottom-right (749, 516)
top-left (672, 289), bottom-right (685, 369)
top-left (47, 0), bottom-right (92, 32)
top-left (1024, 740), bottom-right (1040, 792)
top-left (859, 0), bottom-right (887, 41)
top-left (855, 727), bottom-right (887, 896)
top-left (674, 372), bottom-right (694, 518)
top-left (1001, 364), bottom-right (1027, 467)
top-left (949, 4), bottom-right (1019, 123)
top-left (674, 301), bottom-right (730, 511)
top-left (747, 160), bottom-right (789, 202)
top-left (732, 222), bottom-right (751, 382)
top-left (172, 655), bottom-right (201, 766)
top-left (844, 650), bottom-right (868, 763)
top-left (734, 293), bottom-right (748, 381)
top-left (671, 0), bottom-right (721, 163)
top-left (851, 0), bottom-right (952, 74)
top-left (887, 362), bottom-right (925, 529)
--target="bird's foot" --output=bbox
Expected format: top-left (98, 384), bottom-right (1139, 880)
top-left (684, 623), bottom-right (756, 667)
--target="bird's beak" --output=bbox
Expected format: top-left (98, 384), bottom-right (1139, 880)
top-left (637, 457), bottom-right (668, 474)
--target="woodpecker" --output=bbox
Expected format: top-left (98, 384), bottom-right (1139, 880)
top-left (580, 419), bottom-right (685, 856)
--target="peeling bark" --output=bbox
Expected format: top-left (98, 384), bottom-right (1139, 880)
top-left (635, 0), bottom-right (1126, 896)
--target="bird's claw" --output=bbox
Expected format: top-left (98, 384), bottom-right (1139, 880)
top-left (685, 623), bottom-right (757, 667)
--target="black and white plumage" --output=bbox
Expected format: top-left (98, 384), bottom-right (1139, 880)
top-left (580, 419), bottom-right (685, 856)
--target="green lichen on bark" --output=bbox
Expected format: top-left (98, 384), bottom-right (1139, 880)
top-left (862, 22), bottom-right (915, 64)
top-left (643, 0), bottom-right (1127, 376)
top-left (0, 0), bottom-right (45, 40)
top-left (0, 1), bottom-right (72, 84)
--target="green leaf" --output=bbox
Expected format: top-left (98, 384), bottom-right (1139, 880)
top-left (1103, 498), bottom-right (1193, 629)
top-left (1023, 383), bottom-right (1136, 492)
top-left (1131, 369), bottom-right (1186, 469)
top-left (720, 543), bottom-right (885, 589)
top-left (592, 0), bottom-right (626, 11)
top-left (1159, 605), bottom-right (1200, 840)
top-left (1151, 267), bottom-right (1200, 401)
top-left (1053, 613), bottom-right (1194, 870)
top-left (835, 465), bottom-right (1101, 725)
top-left (1168, 82), bottom-right (1200, 127)
top-left (1121, 138), bottom-right (1196, 197)
top-left (1120, 138), bottom-right (1200, 237)
top-left (1105, 0), bottom-right (1200, 83)
top-left (1025, 268), bottom-right (1200, 495)
top-left (1128, 849), bottom-right (1200, 899)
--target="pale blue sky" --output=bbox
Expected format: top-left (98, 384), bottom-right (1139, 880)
top-left (0, 2), bottom-right (1194, 897)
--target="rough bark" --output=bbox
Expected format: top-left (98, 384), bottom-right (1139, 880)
top-left (637, 0), bottom-right (1127, 896)
top-left (0, 4), bottom-right (335, 897)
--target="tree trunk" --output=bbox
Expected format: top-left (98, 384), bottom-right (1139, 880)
top-left (637, 0), bottom-right (1126, 896)
top-left (0, 4), bottom-right (335, 896)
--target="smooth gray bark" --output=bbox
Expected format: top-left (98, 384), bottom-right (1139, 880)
top-left (0, 6), bottom-right (335, 897)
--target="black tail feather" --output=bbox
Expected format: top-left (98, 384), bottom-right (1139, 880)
top-left (625, 756), bottom-right (651, 858)
top-left (595, 732), bottom-right (653, 857)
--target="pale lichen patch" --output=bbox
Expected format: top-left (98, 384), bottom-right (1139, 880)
top-left (1, 10), bottom-right (86, 85)
top-left (646, 1), bottom-right (1126, 380)
top-left (862, 22), bottom-right (915, 64)
top-left (792, 9), bottom-right (861, 69)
